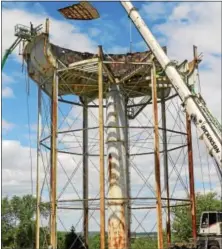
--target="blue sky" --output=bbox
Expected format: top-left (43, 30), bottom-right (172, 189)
top-left (1, 1), bottom-right (175, 146)
top-left (2, 1), bottom-right (221, 232)
top-left (2, 1), bottom-right (221, 145)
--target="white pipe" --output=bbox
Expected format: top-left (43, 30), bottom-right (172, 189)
top-left (106, 84), bottom-right (128, 249)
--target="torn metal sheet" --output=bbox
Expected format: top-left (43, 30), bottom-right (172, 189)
top-left (58, 2), bottom-right (100, 20)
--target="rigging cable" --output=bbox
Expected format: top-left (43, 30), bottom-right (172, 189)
top-left (196, 65), bottom-right (213, 191)
top-left (129, 19), bottom-right (132, 53)
top-left (196, 66), bottom-right (202, 94)
top-left (24, 66), bottom-right (34, 195)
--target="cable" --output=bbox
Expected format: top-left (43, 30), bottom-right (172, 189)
top-left (24, 66), bottom-right (34, 195)
top-left (196, 67), bottom-right (202, 94)
top-left (129, 19), bottom-right (132, 53)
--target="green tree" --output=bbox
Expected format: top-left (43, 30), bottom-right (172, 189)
top-left (57, 231), bottom-right (66, 249)
top-left (2, 195), bottom-right (50, 249)
top-left (131, 235), bottom-right (158, 249)
top-left (88, 233), bottom-right (109, 249)
top-left (2, 197), bottom-right (16, 248)
top-left (172, 192), bottom-right (221, 242)
top-left (65, 226), bottom-right (84, 249)
top-left (88, 234), bottom-right (100, 249)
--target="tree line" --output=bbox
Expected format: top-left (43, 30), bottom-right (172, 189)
top-left (2, 192), bottom-right (221, 249)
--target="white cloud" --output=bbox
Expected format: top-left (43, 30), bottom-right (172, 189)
top-left (131, 2), bottom-right (221, 125)
top-left (2, 1), bottom-right (221, 235)
top-left (2, 72), bottom-right (15, 84)
top-left (141, 2), bottom-right (172, 21)
top-left (2, 86), bottom-right (14, 98)
top-left (2, 120), bottom-right (15, 131)
top-left (2, 72), bottom-right (15, 98)
top-left (88, 27), bottom-right (101, 37)
top-left (141, 2), bottom-right (221, 122)
top-left (152, 2), bottom-right (221, 57)
top-left (2, 5), bottom-right (97, 57)
top-left (2, 93), bottom-right (221, 232)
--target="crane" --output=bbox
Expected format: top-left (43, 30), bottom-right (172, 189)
top-left (2, 23), bottom-right (43, 70)
top-left (120, 1), bottom-right (222, 176)
top-left (1, 37), bottom-right (22, 70)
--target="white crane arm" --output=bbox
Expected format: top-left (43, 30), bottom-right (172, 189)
top-left (120, 1), bottom-right (222, 168)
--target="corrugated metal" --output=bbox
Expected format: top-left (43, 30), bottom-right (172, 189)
top-left (58, 2), bottom-right (100, 20)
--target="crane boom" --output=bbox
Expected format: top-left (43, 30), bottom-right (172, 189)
top-left (1, 37), bottom-right (21, 70)
top-left (2, 23), bottom-right (43, 70)
top-left (120, 1), bottom-right (222, 169)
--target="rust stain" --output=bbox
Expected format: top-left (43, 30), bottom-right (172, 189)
top-left (108, 152), bottom-right (127, 248)
top-left (108, 205), bottom-right (126, 249)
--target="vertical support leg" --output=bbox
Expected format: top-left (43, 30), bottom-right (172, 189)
top-left (186, 113), bottom-right (197, 241)
top-left (125, 101), bottom-right (131, 249)
top-left (36, 85), bottom-right (42, 249)
top-left (107, 84), bottom-right (128, 249)
top-left (161, 94), bottom-right (171, 247)
top-left (151, 63), bottom-right (164, 249)
top-left (98, 46), bottom-right (106, 249)
top-left (83, 98), bottom-right (89, 248)
top-left (50, 69), bottom-right (58, 249)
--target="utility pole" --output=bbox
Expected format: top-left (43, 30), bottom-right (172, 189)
top-left (152, 63), bottom-right (164, 249)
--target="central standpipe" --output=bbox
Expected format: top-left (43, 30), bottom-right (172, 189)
top-left (107, 84), bottom-right (128, 249)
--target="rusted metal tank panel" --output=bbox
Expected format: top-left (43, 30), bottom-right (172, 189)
top-left (23, 34), bottom-right (57, 95)
top-left (58, 1), bottom-right (100, 20)
top-left (107, 85), bottom-right (129, 249)
top-left (23, 34), bottom-right (171, 99)
top-left (50, 44), bottom-right (95, 66)
top-left (26, 35), bottom-right (55, 76)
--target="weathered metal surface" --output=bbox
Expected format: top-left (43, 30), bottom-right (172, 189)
top-left (107, 85), bottom-right (128, 249)
top-left (161, 93), bottom-right (171, 246)
top-left (23, 33), bottom-right (172, 99)
top-left (186, 114), bottom-right (197, 240)
top-left (124, 103), bottom-right (131, 248)
top-left (50, 69), bottom-right (58, 249)
top-left (51, 43), bottom-right (166, 77)
top-left (98, 46), bottom-right (106, 249)
top-left (151, 64), bottom-right (164, 249)
top-left (58, 2), bottom-right (100, 20)
top-left (82, 97), bottom-right (89, 248)
top-left (36, 86), bottom-right (42, 249)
